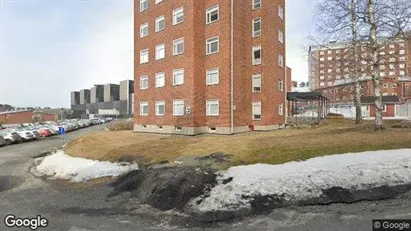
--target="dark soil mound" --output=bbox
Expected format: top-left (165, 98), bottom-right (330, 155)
top-left (108, 166), bottom-right (217, 211)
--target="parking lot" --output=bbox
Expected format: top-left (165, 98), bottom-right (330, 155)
top-left (0, 118), bottom-right (113, 147)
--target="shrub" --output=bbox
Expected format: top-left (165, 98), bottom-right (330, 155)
top-left (106, 120), bottom-right (133, 131)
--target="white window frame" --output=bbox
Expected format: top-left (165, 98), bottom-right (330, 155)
top-left (140, 101), bottom-right (148, 116)
top-left (278, 5), bottom-right (284, 20)
top-left (252, 45), bottom-right (262, 65)
top-left (252, 101), bottom-right (261, 120)
top-left (278, 30), bottom-right (284, 44)
top-left (155, 72), bottom-right (165, 88)
top-left (173, 38), bottom-right (184, 55)
top-left (173, 7), bottom-right (184, 25)
top-left (155, 44), bottom-right (165, 60)
top-left (173, 100), bottom-right (184, 116)
top-left (206, 5), bottom-right (219, 25)
top-left (278, 103), bottom-right (284, 116)
top-left (173, 69), bottom-right (184, 86)
top-left (155, 101), bottom-right (165, 116)
top-left (252, 73), bottom-right (261, 92)
top-left (206, 100), bottom-right (219, 116)
top-left (155, 15), bottom-right (165, 32)
top-left (140, 49), bottom-right (149, 64)
top-left (206, 36), bottom-right (219, 55)
top-left (252, 0), bottom-right (261, 10)
top-left (206, 68), bottom-right (219, 85)
top-left (140, 22), bottom-right (148, 38)
top-left (140, 75), bottom-right (148, 90)
top-left (278, 79), bottom-right (284, 92)
top-left (155, 0), bottom-right (163, 4)
top-left (140, 0), bottom-right (148, 12)
top-left (278, 54), bottom-right (284, 67)
top-left (252, 18), bottom-right (261, 38)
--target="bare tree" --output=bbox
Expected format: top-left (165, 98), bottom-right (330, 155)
top-left (365, 0), bottom-right (411, 130)
top-left (312, 0), bottom-right (366, 124)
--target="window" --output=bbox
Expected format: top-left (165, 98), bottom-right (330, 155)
top-left (206, 5), bottom-right (219, 24)
top-left (252, 102), bottom-right (261, 120)
top-left (380, 72), bottom-right (385, 77)
top-left (140, 49), bottom-right (149, 64)
top-left (155, 44), bottom-right (165, 60)
top-left (392, 83), bottom-right (397, 88)
top-left (155, 101), bottom-right (165, 116)
top-left (278, 103), bottom-right (284, 116)
top-left (173, 100), bottom-right (184, 116)
top-left (140, 23), bottom-right (148, 38)
top-left (389, 64), bottom-right (395, 69)
top-left (328, 57), bottom-right (332, 60)
top-left (278, 54), bottom-right (284, 67)
top-left (320, 82), bottom-right (325, 87)
top-left (140, 101), bottom-right (148, 116)
top-left (253, 0), bottom-right (261, 10)
top-left (206, 68), bottom-right (219, 85)
top-left (252, 74), bottom-right (261, 92)
top-left (155, 16), bottom-right (165, 32)
top-left (389, 71), bottom-right (395, 76)
top-left (278, 79), bottom-right (284, 92)
top-left (382, 105), bottom-right (387, 112)
top-left (140, 0), bottom-right (148, 12)
top-left (175, 126), bottom-right (182, 131)
top-left (320, 51), bottom-right (324, 55)
top-left (383, 83), bottom-right (388, 88)
top-left (206, 100), bottom-right (219, 116)
top-left (158, 125), bottom-right (163, 130)
top-left (400, 70), bottom-right (405, 75)
top-left (155, 0), bottom-right (163, 4)
top-left (399, 56), bottom-right (405, 62)
top-left (173, 7), bottom-right (184, 25)
top-left (173, 38), bottom-right (184, 55)
top-left (278, 30), bottom-right (283, 43)
top-left (253, 18), bottom-right (261, 37)
top-left (155, 72), bottom-right (165, 88)
top-left (140, 75), bottom-right (148, 89)
top-left (379, 65), bottom-right (385, 70)
top-left (399, 63), bottom-right (405, 69)
top-left (252, 46), bottom-right (261, 65)
top-left (173, 69), bottom-right (184, 85)
top-left (206, 37), bottom-right (219, 55)
top-left (320, 57), bottom-right (324, 61)
top-left (399, 50), bottom-right (405, 54)
top-left (320, 75), bottom-right (325, 80)
top-left (278, 5), bottom-right (284, 20)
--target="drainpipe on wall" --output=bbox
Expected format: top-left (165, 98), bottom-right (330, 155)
top-left (230, 0), bottom-right (234, 134)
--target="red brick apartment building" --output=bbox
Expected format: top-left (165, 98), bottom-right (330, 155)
top-left (308, 34), bottom-right (411, 104)
top-left (134, 0), bottom-right (287, 135)
top-left (0, 110), bottom-right (57, 125)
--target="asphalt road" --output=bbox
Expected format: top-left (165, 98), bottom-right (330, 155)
top-left (1, 125), bottom-right (410, 231)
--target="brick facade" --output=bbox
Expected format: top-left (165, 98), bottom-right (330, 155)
top-left (0, 110), bottom-right (57, 124)
top-left (134, 0), bottom-right (286, 135)
top-left (309, 34), bottom-right (411, 104)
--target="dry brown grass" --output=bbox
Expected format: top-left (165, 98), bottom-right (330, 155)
top-left (65, 118), bottom-right (411, 167)
top-left (106, 120), bottom-right (134, 131)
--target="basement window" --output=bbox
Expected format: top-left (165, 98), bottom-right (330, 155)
top-left (175, 126), bottom-right (182, 131)
top-left (157, 125), bottom-right (163, 130)
top-left (209, 127), bottom-right (216, 132)
top-left (141, 124), bottom-right (147, 129)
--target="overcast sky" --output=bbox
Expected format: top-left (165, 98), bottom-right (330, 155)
top-left (0, 0), bottom-right (316, 108)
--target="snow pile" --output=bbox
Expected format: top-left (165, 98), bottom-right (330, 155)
top-left (295, 110), bottom-right (318, 117)
top-left (190, 149), bottom-right (411, 212)
top-left (35, 150), bottom-right (139, 182)
top-left (329, 106), bottom-right (370, 118)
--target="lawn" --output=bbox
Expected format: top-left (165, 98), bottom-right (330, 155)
top-left (64, 118), bottom-right (411, 167)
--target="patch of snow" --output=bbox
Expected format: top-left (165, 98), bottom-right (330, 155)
top-left (190, 149), bottom-right (411, 212)
top-left (35, 150), bottom-right (139, 182)
top-left (295, 110), bottom-right (318, 118)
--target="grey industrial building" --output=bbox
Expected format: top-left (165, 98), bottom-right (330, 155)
top-left (70, 80), bottom-right (134, 119)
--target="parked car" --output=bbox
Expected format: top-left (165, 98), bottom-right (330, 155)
top-left (39, 128), bottom-right (52, 137)
top-left (15, 130), bottom-right (35, 141)
top-left (0, 135), bottom-right (6, 147)
top-left (0, 131), bottom-right (23, 145)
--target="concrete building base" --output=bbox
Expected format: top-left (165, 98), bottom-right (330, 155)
top-left (133, 124), bottom-right (283, 135)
